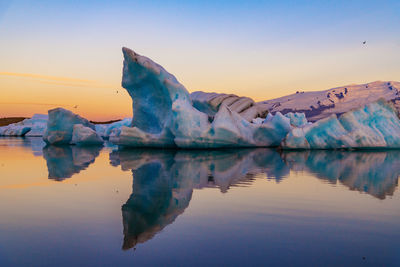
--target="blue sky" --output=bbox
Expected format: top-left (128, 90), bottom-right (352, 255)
top-left (0, 0), bottom-right (399, 119)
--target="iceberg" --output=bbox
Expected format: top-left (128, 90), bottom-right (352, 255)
top-left (43, 108), bottom-right (99, 145)
top-left (282, 99), bottom-right (400, 149)
top-left (111, 47), bottom-right (293, 148)
top-left (0, 114), bottom-right (48, 137)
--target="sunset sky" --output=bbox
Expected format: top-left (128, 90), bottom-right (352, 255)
top-left (1, 0), bottom-right (399, 120)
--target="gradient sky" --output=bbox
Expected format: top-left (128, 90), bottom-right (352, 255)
top-left (0, 0), bottom-right (399, 120)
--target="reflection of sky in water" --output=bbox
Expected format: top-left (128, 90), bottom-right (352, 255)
top-left (0, 137), bottom-right (399, 266)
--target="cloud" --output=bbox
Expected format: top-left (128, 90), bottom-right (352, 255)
top-left (0, 102), bottom-right (64, 106)
top-left (0, 72), bottom-right (117, 89)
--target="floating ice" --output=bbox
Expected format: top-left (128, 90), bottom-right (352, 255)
top-left (111, 47), bottom-right (293, 148)
top-left (43, 108), bottom-right (97, 145)
top-left (71, 124), bottom-right (104, 146)
top-left (0, 114), bottom-right (48, 137)
top-left (282, 99), bottom-right (400, 149)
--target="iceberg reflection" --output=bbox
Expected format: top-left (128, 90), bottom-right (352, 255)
top-left (283, 150), bottom-right (400, 199)
top-left (111, 149), bottom-right (287, 250)
top-left (110, 148), bottom-right (400, 250)
top-left (43, 145), bottom-right (102, 180)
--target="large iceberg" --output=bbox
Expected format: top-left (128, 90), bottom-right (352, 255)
top-left (8, 47), bottom-right (399, 150)
top-left (282, 99), bottom-right (400, 149)
top-left (110, 47), bottom-right (294, 148)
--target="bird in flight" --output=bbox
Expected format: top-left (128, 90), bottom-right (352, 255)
top-left (363, 41), bottom-right (366, 45)
top-left (73, 105), bottom-right (78, 109)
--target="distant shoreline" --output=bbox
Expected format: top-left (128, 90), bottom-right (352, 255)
top-left (0, 117), bottom-right (26, 126)
top-left (0, 117), bottom-right (122, 126)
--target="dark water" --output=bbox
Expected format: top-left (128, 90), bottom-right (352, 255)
top-left (0, 137), bottom-right (399, 266)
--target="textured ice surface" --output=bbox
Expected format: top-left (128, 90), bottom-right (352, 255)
top-left (112, 48), bottom-right (293, 148)
top-left (95, 118), bottom-right (132, 138)
top-left (190, 91), bottom-right (266, 122)
top-left (43, 108), bottom-right (95, 145)
top-left (121, 48), bottom-right (191, 134)
top-left (282, 99), bottom-right (400, 149)
top-left (24, 114), bottom-right (48, 136)
top-left (284, 112), bottom-right (308, 127)
top-left (195, 81), bottom-right (400, 122)
top-left (258, 81), bottom-right (400, 122)
top-left (0, 125), bottom-right (31, 136)
top-left (71, 124), bottom-right (103, 146)
top-left (0, 114), bottom-right (48, 137)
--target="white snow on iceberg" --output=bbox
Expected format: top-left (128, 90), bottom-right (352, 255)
top-left (282, 99), bottom-right (400, 149)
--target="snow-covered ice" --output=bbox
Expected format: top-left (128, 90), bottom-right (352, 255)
top-left (282, 99), bottom-right (400, 149)
top-left (258, 81), bottom-right (400, 122)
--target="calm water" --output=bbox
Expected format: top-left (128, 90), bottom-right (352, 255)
top-left (0, 137), bottom-right (399, 266)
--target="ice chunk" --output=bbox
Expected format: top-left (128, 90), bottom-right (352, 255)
top-left (71, 124), bottom-right (103, 146)
top-left (253, 112), bottom-right (292, 147)
top-left (282, 99), bottom-right (400, 149)
top-left (95, 118), bottom-right (132, 138)
top-left (284, 112), bottom-right (308, 127)
top-left (43, 108), bottom-right (96, 145)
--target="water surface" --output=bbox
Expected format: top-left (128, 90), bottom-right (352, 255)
top-left (0, 137), bottom-right (399, 266)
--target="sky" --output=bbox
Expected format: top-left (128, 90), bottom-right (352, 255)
top-left (0, 0), bottom-right (399, 120)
